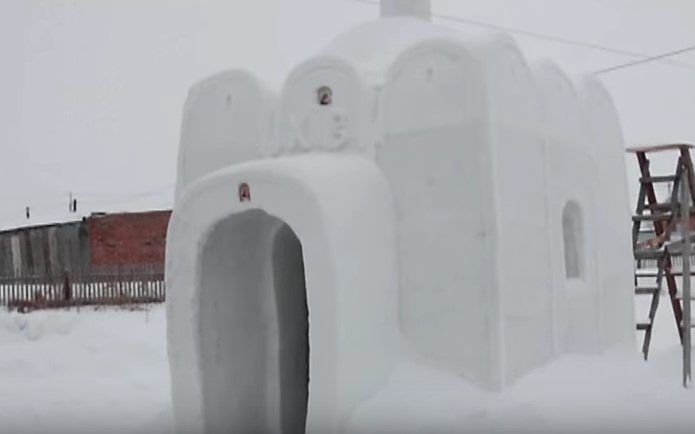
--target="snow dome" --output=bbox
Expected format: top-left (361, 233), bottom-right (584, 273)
top-left (166, 1), bottom-right (634, 432)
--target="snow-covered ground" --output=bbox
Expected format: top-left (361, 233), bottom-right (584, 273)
top-left (0, 297), bottom-right (693, 433)
top-left (348, 295), bottom-right (695, 433)
top-left (0, 305), bottom-right (173, 434)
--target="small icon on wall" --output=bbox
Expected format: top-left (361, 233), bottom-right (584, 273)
top-left (317, 86), bottom-right (333, 106)
top-left (239, 183), bottom-right (251, 202)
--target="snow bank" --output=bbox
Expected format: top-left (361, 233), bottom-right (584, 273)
top-left (0, 306), bottom-right (172, 434)
top-left (347, 294), bottom-right (694, 433)
top-left (0, 297), bottom-right (693, 433)
top-left (346, 350), bottom-right (695, 434)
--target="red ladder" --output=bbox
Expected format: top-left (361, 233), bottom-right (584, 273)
top-left (628, 144), bottom-right (695, 360)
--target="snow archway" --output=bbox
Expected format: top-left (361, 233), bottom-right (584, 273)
top-left (166, 155), bottom-right (400, 433)
top-left (199, 210), bottom-right (309, 433)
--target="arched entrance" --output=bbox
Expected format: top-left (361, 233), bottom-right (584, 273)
top-left (198, 209), bottom-right (309, 433)
top-left (166, 156), bottom-right (400, 433)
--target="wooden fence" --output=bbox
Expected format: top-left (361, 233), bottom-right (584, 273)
top-left (0, 265), bottom-right (165, 312)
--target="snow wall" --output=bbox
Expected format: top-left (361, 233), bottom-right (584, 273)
top-left (166, 11), bottom-right (634, 434)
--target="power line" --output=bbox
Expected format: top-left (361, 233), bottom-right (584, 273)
top-left (593, 44), bottom-right (695, 75)
top-left (0, 184), bottom-right (175, 207)
top-left (348, 0), bottom-right (695, 71)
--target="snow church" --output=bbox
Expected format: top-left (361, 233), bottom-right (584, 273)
top-left (165, 0), bottom-right (635, 432)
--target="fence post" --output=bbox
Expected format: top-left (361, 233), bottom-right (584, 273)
top-left (63, 269), bottom-right (72, 301)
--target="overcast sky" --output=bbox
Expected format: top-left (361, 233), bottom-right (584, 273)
top-left (1, 0), bottom-right (694, 229)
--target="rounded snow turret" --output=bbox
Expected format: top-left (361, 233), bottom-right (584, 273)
top-left (577, 77), bottom-right (634, 349)
top-left (533, 61), bottom-right (600, 353)
top-left (175, 70), bottom-right (276, 199)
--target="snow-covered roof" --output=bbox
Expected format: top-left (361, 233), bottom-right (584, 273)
top-left (323, 17), bottom-right (459, 78)
top-left (0, 186), bottom-right (174, 232)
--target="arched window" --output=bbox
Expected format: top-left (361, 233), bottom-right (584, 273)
top-left (562, 201), bottom-right (584, 279)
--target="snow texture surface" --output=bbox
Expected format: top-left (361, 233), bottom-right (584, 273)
top-left (0, 306), bottom-right (172, 434)
top-left (167, 3), bottom-right (634, 432)
top-left (167, 155), bottom-right (400, 432)
top-left (0, 298), bottom-right (693, 433)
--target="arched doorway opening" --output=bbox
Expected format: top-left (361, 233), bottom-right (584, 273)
top-left (198, 209), bottom-right (309, 433)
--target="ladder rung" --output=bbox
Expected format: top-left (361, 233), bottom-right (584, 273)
top-left (663, 233), bottom-right (695, 249)
top-left (662, 246), bottom-right (695, 256)
top-left (635, 269), bottom-right (686, 277)
top-left (635, 269), bottom-right (659, 277)
top-left (635, 286), bottom-right (660, 295)
top-left (647, 203), bottom-right (674, 211)
top-left (640, 175), bottom-right (677, 183)
top-left (632, 213), bottom-right (673, 222)
top-left (634, 248), bottom-right (691, 259)
top-left (628, 144), bottom-right (694, 154)
top-left (634, 249), bottom-right (666, 260)
top-left (636, 323), bottom-right (651, 331)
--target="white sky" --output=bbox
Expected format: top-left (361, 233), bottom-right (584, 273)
top-left (1, 0), bottom-right (694, 229)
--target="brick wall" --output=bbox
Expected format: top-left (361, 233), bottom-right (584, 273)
top-left (86, 210), bottom-right (171, 267)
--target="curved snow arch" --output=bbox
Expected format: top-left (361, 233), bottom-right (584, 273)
top-left (198, 209), bottom-right (309, 433)
top-left (176, 69), bottom-right (277, 200)
top-left (277, 55), bottom-right (372, 156)
top-left (325, 17), bottom-right (459, 75)
top-left (532, 61), bottom-right (601, 354)
top-left (576, 77), bottom-right (635, 348)
top-left (383, 38), bottom-right (487, 134)
top-left (473, 35), bottom-right (555, 385)
top-left (474, 33), bottom-right (542, 131)
top-left (166, 154), bottom-right (400, 433)
top-left (378, 37), bottom-right (504, 387)
top-left (532, 60), bottom-right (583, 148)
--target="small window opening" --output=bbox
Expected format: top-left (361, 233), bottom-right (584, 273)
top-left (562, 201), bottom-right (584, 279)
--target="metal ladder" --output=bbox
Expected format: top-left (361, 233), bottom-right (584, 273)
top-left (628, 144), bottom-right (695, 365)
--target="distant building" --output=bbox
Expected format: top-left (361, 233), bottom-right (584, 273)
top-left (0, 210), bottom-right (171, 276)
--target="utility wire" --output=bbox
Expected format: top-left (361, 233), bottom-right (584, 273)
top-left (593, 44), bottom-right (695, 75)
top-left (0, 184), bottom-right (175, 208)
top-left (348, 0), bottom-right (695, 71)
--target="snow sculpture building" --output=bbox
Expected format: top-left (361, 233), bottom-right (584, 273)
top-left (166, 0), bottom-right (634, 432)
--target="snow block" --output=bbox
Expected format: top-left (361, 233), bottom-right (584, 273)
top-left (167, 155), bottom-right (399, 433)
top-left (167, 10), bottom-right (635, 434)
top-left (578, 77), bottom-right (635, 348)
top-left (533, 61), bottom-right (602, 353)
top-left (276, 56), bottom-right (371, 156)
top-left (175, 70), bottom-right (276, 199)
top-left (477, 36), bottom-right (555, 385)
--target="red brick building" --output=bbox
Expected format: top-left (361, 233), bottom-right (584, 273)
top-left (0, 210), bottom-right (172, 276)
top-left (86, 210), bottom-right (171, 267)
